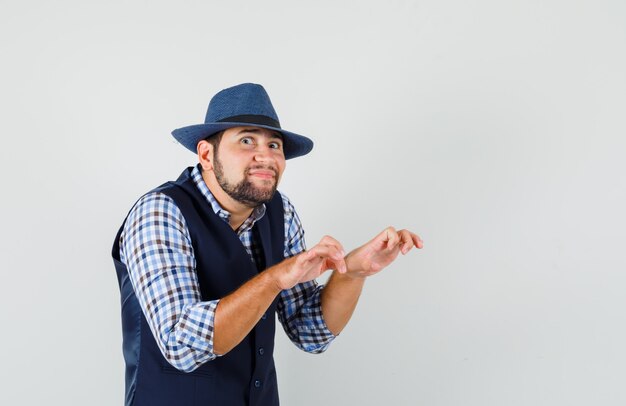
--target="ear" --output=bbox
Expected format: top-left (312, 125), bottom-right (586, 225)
top-left (197, 140), bottom-right (214, 171)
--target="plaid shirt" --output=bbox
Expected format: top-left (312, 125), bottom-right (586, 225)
top-left (119, 165), bottom-right (335, 372)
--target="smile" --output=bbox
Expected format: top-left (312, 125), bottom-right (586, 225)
top-left (248, 170), bottom-right (276, 179)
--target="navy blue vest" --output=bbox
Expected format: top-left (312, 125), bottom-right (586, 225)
top-left (112, 167), bottom-right (285, 406)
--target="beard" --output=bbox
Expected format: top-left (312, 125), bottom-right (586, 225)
top-left (213, 152), bottom-right (278, 208)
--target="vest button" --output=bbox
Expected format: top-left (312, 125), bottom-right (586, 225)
top-left (261, 313), bottom-right (267, 320)
top-left (254, 380), bottom-right (262, 388)
top-left (258, 347), bottom-right (265, 356)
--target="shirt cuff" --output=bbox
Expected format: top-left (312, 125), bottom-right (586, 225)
top-left (174, 299), bottom-right (221, 357)
top-left (294, 285), bottom-right (336, 353)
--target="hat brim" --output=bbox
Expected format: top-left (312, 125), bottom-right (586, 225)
top-left (171, 122), bottom-right (313, 160)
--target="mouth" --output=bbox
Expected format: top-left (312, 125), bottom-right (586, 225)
top-left (247, 168), bottom-right (277, 180)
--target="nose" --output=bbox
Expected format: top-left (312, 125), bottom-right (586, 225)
top-left (253, 144), bottom-right (273, 163)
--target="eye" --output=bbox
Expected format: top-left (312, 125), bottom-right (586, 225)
top-left (240, 137), bottom-right (253, 145)
top-left (269, 141), bottom-right (282, 149)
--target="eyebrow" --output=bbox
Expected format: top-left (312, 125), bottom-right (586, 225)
top-left (236, 128), bottom-right (283, 140)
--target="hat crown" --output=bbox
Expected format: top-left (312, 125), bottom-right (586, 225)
top-left (172, 82), bottom-right (313, 159)
top-left (205, 83), bottom-right (280, 125)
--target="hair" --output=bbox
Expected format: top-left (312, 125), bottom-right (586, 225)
top-left (205, 130), bottom-right (225, 152)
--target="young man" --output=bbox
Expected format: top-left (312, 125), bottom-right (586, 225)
top-left (112, 83), bottom-right (422, 406)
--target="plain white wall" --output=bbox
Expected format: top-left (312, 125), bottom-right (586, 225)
top-left (1, 0), bottom-right (625, 405)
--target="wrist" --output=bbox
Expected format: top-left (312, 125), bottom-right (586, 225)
top-left (266, 257), bottom-right (296, 291)
top-left (344, 252), bottom-right (365, 276)
top-left (337, 269), bottom-right (368, 282)
top-left (265, 266), bottom-right (284, 292)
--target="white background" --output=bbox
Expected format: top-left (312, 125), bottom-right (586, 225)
top-left (1, 1), bottom-right (625, 405)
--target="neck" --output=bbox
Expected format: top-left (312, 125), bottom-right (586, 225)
top-left (202, 170), bottom-right (255, 231)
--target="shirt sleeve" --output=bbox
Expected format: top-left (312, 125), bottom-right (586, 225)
top-left (119, 192), bottom-right (220, 372)
top-left (276, 193), bottom-right (336, 353)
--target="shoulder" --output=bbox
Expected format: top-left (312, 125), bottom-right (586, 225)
top-left (124, 191), bottom-right (187, 235)
top-left (128, 190), bottom-right (178, 217)
top-left (120, 190), bottom-right (191, 261)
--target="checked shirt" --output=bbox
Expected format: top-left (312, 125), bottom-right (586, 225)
top-left (119, 165), bottom-right (335, 372)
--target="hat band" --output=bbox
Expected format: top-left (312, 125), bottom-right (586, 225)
top-left (217, 114), bottom-right (281, 129)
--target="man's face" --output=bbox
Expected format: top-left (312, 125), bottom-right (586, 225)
top-left (211, 126), bottom-right (286, 208)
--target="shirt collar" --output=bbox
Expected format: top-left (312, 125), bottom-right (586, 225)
top-left (191, 164), bottom-right (266, 231)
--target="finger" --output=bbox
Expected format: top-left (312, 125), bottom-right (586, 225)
top-left (297, 250), bottom-right (320, 266)
top-left (372, 226), bottom-right (398, 247)
top-left (383, 227), bottom-right (401, 251)
top-left (410, 232), bottom-right (424, 249)
top-left (303, 247), bottom-right (346, 274)
top-left (319, 235), bottom-right (345, 256)
top-left (312, 243), bottom-right (348, 273)
top-left (306, 244), bottom-right (345, 263)
top-left (399, 230), bottom-right (424, 252)
top-left (398, 230), bottom-right (415, 254)
top-left (325, 257), bottom-right (347, 274)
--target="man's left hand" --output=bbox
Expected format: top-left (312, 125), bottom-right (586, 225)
top-left (344, 227), bottom-right (423, 278)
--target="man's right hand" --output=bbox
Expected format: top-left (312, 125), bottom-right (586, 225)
top-left (272, 235), bottom-right (347, 290)
top-left (213, 235), bottom-right (346, 355)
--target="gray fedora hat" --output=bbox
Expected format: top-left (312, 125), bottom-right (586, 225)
top-left (171, 83), bottom-right (313, 159)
